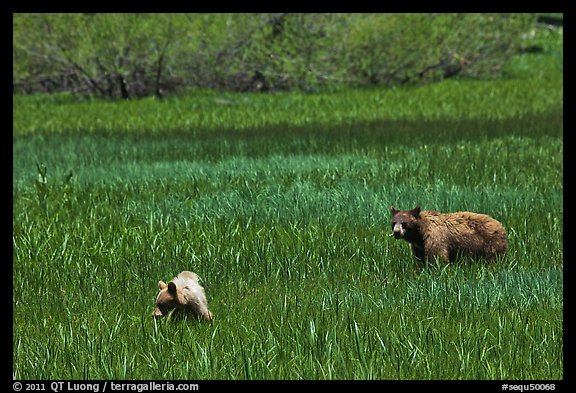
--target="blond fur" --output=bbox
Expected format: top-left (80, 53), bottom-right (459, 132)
top-left (153, 271), bottom-right (213, 321)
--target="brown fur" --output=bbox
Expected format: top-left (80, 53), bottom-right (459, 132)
top-left (390, 206), bottom-right (508, 264)
top-left (153, 271), bottom-right (213, 321)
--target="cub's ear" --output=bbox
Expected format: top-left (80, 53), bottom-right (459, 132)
top-left (411, 206), bottom-right (421, 218)
top-left (167, 281), bottom-right (177, 295)
top-left (158, 280), bottom-right (167, 290)
top-left (390, 206), bottom-right (399, 214)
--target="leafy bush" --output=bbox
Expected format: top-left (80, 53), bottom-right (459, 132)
top-left (13, 13), bottom-right (195, 98)
top-left (340, 13), bottom-right (535, 85)
top-left (13, 13), bottom-right (537, 97)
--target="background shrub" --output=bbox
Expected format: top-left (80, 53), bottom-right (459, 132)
top-left (13, 13), bottom-right (540, 97)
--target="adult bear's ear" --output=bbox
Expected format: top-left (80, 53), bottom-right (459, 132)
top-left (411, 206), bottom-right (421, 218)
top-left (158, 280), bottom-right (167, 290)
top-left (168, 281), bottom-right (177, 295)
top-left (390, 206), bottom-right (399, 215)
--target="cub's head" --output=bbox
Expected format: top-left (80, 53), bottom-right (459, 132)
top-left (390, 206), bottom-right (421, 240)
top-left (153, 280), bottom-right (180, 318)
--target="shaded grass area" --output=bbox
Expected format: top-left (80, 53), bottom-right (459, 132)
top-left (13, 112), bottom-right (562, 187)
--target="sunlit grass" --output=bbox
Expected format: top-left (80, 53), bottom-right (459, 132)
top-left (13, 77), bottom-right (562, 136)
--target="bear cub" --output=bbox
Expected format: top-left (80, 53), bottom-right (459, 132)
top-left (153, 271), bottom-right (213, 321)
top-left (390, 206), bottom-right (508, 264)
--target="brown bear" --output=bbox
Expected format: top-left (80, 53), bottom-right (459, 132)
top-left (153, 271), bottom-right (213, 321)
top-left (390, 206), bottom-right (508, 264)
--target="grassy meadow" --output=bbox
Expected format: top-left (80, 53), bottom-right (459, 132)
top-left (13, 73), bottom-right (563, 379)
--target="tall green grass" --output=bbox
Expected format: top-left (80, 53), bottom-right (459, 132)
top-left (13, 78), bottom-right (562, 379)
top-left (13, 78), bottom-right (562, 136)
